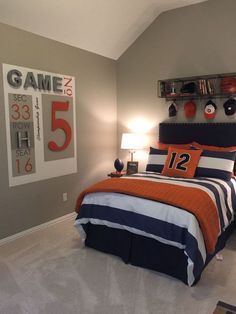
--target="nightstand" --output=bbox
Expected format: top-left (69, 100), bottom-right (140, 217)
top-left (107, 171), bottom-right (126, 177)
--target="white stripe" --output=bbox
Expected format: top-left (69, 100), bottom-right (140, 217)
top-left (147, 155), bottom-right (234, 172)
top-left (81, 192), bottom-right (206, 262)
top-left (231, 177), bottom-right (236, 197)
top-left (74, 222), bottom-right (86, 244)
top-left (207, 178), bottom-right (234, 221)
top-left (186, 255), bottom-right (195, 286)
top-left (147, 155), bottom-right (233, 173)
top-left (198, 156), bottom-right (234, 171)
top-left (230, 178), bottom-right (236, 221)
top-left (75, 217), bottom-right (187, 250)
top-left (148, 155), bottom-right (166, 164)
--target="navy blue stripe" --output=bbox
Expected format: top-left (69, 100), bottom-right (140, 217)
top-left (149, 147), bottom-right (167, 155)
top-left (78, 205), bottom-right (188, 245)
top-left (148, 149), bottom-right (236, 160)
top-left (195, 167), bottom-right (232, 181)
top-left (146, 164), bottom-right (163, 172)
top-left (201, 150), bottom-right (236, 160)
top-left (225, 180), bottom-right (236, 215)
top-left (77, 203), bottom-right (204, 278)
top-left (197, 177), bottom-right (233, 222)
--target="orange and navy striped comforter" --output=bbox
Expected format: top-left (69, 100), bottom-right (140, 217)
top-left (75, 172), bottom-right (236, 285)
top-left (76, 173), bottom-right (235, 253)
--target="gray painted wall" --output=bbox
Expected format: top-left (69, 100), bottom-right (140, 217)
top-left (0, 23), bottom-right (117, 240)
top-left (117, 0), bottom-right (236, 169)
top-left (1, 0), bottom-right (235, 240)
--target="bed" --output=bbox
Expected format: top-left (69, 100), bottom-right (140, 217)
top-left (74, 122), bottom-right (236, 286)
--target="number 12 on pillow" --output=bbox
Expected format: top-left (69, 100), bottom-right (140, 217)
top-left (162, 147), bottom-right (202, 178)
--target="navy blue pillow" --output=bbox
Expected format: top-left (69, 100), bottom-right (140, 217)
top-left (146, 147), bottom-right (167, 173)
top-left (146, 147), bottom-right (236, 181)
top-left (195, 150), bottom-right (236, 181)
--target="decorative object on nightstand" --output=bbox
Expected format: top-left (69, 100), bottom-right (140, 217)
top-left (108, 158), bottom-right (125, 177)
top-left (114, 158), bottom-right (124, 172)
top-left (126, 161), bottom-right (139, 175)
top-left (107, 171), bottom-right (125, 177)
top-left (121, 133), bottom-right (144, 174)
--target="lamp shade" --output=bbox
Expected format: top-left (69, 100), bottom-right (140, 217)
top-left (121, 133), bottom-right (144, 150)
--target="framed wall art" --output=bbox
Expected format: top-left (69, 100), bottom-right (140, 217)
top-left (2, 63), bottom-right (77, 186)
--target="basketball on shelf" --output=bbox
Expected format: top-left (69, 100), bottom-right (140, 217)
top-left (114, 158), bottom-right (124, 173)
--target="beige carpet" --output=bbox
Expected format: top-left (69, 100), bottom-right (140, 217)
top-left (0, 217), bottom-right (236, 314)
top-left (213, 301), bottom-right (236, 314)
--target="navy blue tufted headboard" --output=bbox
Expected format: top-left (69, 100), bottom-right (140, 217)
top-left (159, 123), bottom-right (236, 147)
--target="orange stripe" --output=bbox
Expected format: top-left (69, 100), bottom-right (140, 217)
top-left (76, 178), bottom-right (220, 253)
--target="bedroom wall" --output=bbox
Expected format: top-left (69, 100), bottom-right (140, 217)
top-left (0, 23), bottom-right (117, 240)
top-left (117, 0), bottom-right (236, 169)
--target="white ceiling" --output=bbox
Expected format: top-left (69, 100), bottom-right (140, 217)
top-left (0, 0), bottom-right (206, 60)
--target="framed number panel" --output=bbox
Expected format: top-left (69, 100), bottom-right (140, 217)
top-left (9, 93), bottom-right (36, 177)
top-left (3, 63), bottom-right (77, 186)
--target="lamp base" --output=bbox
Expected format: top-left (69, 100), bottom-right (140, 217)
top-left (130, 150), bottom-right (135, 162)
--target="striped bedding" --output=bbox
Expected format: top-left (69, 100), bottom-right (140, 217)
top-left (75, 172), bottom-right (236, 286)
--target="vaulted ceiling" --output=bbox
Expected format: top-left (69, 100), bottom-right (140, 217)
top-left (0, 0), bottom-right (207, 59)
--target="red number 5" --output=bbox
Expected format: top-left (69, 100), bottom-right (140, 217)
top-left (48, 101), bottom-right (72, 152)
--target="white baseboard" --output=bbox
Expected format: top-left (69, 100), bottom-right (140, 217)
top-left (0, 212), bottom-right (76, 247)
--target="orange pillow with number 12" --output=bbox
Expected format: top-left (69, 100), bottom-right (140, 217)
top-left (162, 147), bottom-right (203, 178)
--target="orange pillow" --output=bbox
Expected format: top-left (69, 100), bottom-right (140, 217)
top-left (191, 141), bottom-right (236, 152)
top-left (158, 142), bottom-right (192, 150)
top-left (162, 147), bottom-right (203, 178)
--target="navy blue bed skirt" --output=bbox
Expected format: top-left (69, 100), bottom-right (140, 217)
top-left (83, 221), bottom-right (235, 285)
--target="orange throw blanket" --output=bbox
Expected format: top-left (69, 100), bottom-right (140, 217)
top-left (75, 178), bottom-right (220, 253)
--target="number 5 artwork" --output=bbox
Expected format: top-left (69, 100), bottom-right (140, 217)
top-left (48, 101), bottom-right (72, 152)
top-left (2, 64), bottom-right (77, 186)
top-left (42, 95), bottom-right (75, 162)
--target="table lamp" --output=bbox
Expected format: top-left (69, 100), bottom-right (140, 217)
top-left (121, 133), bottom-right (144, 161)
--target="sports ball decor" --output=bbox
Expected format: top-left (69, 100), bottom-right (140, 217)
top-left (221, 77), bottom-right (236, 93)
top-left (114, 158), bottom-right (124, 173)
top-left (2, 64), bottom-right (77, 186)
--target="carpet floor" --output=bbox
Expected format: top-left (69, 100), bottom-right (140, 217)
top-left (0, 216), bottom-right (236, 314)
